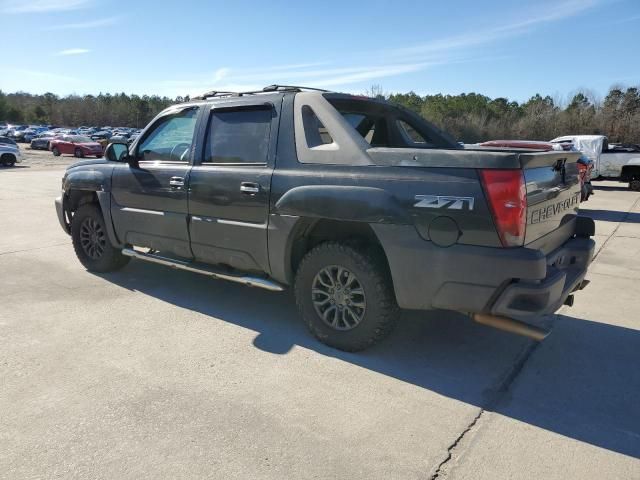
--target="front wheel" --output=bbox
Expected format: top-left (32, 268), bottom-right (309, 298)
top-left (71, 204), bottom-right (130, 272)
top-left (294, 242), bottom-right (399, 352)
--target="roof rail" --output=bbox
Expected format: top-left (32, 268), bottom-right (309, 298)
top-left (191, 85), bottom-right (330, 101)
top-left (261, 84), bottom-right (330, 93)
top-left (191, 90), bottom-right (239, 100)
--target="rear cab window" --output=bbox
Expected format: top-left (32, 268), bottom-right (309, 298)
top-left (204, 107), bottom-right (273, 164)
top-left (324, 95), bottom-right (455, 149)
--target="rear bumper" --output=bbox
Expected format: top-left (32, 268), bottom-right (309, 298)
top-left (489, 236), bottom-right (593, 319)
top-left (372, 216), bottom-right (595, 319)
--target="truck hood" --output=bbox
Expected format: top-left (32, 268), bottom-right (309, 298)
top-left (67, 158), bottom-right (109, 170)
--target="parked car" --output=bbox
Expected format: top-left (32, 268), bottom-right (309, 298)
top-left (24, 127), bottom-right (49, 143)
top-left (109, 135), bottom-right (129, 145)
top-left (31, 132), bottom-right (59, 150)
top-left (0, 141), bottom-right (22, 166)
top-left (50, 135), bottom-right (103, 158)
top-left (91, 131), bottom-right (112, 141)
top-left (0, 136), bottom-right (18, 147)
top-left (551, 135), bottom-right (640, 190)
top-left (55, 86), bottom-right (594, 352)
top-left (476, 139), bottom-right (593, 201)
top-left (8, 125), bottom-right (28, 141)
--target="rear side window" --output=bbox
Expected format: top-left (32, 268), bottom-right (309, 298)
top-left (204, 108), bottom-right (272, 164)
top-left (301, 105), bottom-right (334, 147)
top-left (397, 120), bottom-right (428, 144)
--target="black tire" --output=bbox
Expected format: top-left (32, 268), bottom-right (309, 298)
top-left (74, 148), bottom-right (84, 158)
top-left (71, 204), bottom-right (129, 272)
top-left (630, 180), bottom-right (640, 192)
top-left (1, 154), bottom-right (16, 167)
top-left (52, 146), bottom-right (60, 156)
top-left (294, 242), bottom-right (399, 352)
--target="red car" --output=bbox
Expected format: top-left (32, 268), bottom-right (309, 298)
top-left (50, 135), bottom-right (104, 158)
top-left (478, 140), bottom-right (593, 201)
top-left (478, 139), bottom-right (572, 151)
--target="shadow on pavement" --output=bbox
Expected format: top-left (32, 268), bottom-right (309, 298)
top-left (0, 165), bottom-right (29, 170)
top-left (493, 312), bottom-right (640, 459)
top-left (580, 209), bottom-right (640, 223)
top-left (591, 184), bottom-right (629, 192)
top-left (98, 261), bottom-right (640, 459)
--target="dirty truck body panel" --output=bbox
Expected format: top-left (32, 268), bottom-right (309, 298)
top-left (56, 88), bottom-right (595, 348)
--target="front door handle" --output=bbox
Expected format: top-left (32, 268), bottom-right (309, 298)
top-left (169, 176), bottom-right (185, 189)
top-left (240, 182), bottom-right (260, 194)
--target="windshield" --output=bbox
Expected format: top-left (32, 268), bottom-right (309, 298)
top-left (69, 135), bottom-right (92, 143)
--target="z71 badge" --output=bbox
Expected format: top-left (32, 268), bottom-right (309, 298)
top-left (414, 195), bottom-right (475, 211)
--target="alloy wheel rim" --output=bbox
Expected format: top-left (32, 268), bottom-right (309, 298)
top-left (79, 217), bottom-right (106, 259)
top-left (311, 265), bottom-right (366, 331)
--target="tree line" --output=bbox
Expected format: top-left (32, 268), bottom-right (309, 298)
top-left (1, 86), bottom-right (639, 144)
top-left (386, 87), bottom-right (640, 144)
top-left (0, 91), bottom-right (183, 129)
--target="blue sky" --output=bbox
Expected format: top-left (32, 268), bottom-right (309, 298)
top-left (0, 0), bottom-right (638, 102)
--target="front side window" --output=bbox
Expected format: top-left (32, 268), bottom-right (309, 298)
top-left (138, 108), bottom-right (198, 162)
top-left (204, 108), bottom-right (272, 164)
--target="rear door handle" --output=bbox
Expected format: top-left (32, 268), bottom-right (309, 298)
top-left (240, 182), bottom-right (260, 194)
top-left (169, 176), bottom-right (185, 188)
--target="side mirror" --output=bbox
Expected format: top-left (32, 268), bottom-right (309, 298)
top-left (105, 141), bottom-right (136, 166)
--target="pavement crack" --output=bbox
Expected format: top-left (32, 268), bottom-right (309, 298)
top-left (0, 242), bottom-right (71, 256)
top-left (429, 409), bottom-right (485, 480)
top-left (429, 339), bottom-right (542, 480)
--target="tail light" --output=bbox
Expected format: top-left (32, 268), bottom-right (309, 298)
top-left (479, 169), bottom-right (527, 247)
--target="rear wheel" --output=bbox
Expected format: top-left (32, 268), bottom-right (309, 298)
top-left (1, 154), bottom-right (16, 167)
top-left (294, 242), bottom-right (398, 352)
top-left (71, 204), bottom-right (130, 272)
top-left (630, 179), bottom-right (640, 192)
top-left (52, 146), bottom-right (60, 156)
top-left (74, 148), bottom-right (84, 158)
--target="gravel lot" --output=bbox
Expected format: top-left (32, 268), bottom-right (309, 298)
top-left (12, 146), bottom-right (83, 170)
top-left (1, 150), bottom-right (639, 479)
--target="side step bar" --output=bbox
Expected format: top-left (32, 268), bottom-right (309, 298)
top-left (121, 248), bottom-right (285, 292)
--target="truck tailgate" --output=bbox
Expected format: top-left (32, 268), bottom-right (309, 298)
top-left (520, 151), bottom-right (582, 246)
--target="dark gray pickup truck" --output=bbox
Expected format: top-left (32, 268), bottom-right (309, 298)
top-left (55, 85), bottom-right (595, 351)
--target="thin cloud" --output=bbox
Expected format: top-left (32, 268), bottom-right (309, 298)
top-left (55, 48), bottom-right (90, 56)
top-left (45, 16), bottom-right (121, 30)
top-left (160, 61), bottom-right (433, 98)
top-left (0, 0), bottom-right (92, 13)
top-left (390, 0), bottom-right (605, 59)
top-left (156, 0), bottom-right (609, 97)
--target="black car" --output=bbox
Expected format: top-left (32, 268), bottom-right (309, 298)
top-left (30, 133), bottom-right (57, 150)
top-left (90, 131), bottom-right (112, 141)
top-left (54, 85), bottom-right (595, 352)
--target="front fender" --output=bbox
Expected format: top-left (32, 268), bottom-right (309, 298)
top-left (63, 169), bottom-right (108, 192)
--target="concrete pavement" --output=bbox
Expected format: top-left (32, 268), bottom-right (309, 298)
top-left (0, 159), bottom-right (638, 479)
